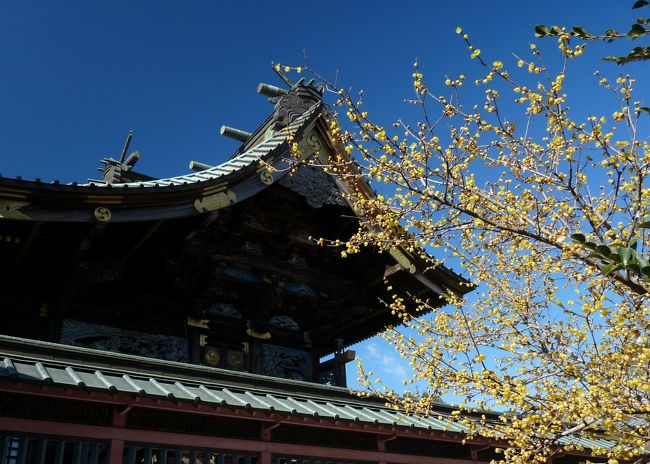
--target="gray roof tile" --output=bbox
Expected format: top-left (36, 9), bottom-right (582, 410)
top-left (0, 335), bottom-right (620, 452)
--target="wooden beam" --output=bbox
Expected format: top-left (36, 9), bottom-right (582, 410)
top-left (184, 211), bottom-right (219, 241)
top-left (13, 222), bottom-right (42, 264)
top-left (73, 223), bottom-right (108, 262)
top-left (384, 263), bottom-right (404, 279)
top-left (121, 220), bottom-right (163, 262)
top-left (220, 126), bottom-right (251, 143)
top-left (257, 83), bottom-right (287, 98)
top-left (211, 253), bottom-right (354, 290)
top-left (359, 263), bottom-right (404, 289)
top-left (318, 350), bottom-right (356, 370)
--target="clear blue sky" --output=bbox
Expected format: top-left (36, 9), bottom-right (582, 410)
top-left (1, 0), bottom-right (647, 390)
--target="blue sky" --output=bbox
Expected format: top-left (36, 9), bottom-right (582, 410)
top-left (2, 1), bottom-right (648, 391)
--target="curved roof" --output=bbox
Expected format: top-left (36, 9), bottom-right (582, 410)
top-left (0, 95), bottom-right (325, 222)
top-left (82, 101), bottom-right (322, 190)
top-left (0, 80), bottom-right (470, 298)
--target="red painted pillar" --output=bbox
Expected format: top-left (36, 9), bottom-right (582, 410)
top-left (260, 422), bottom-right (274, 464)
top-left (109, 439), bottom-right (124, 464)
top-left (110, 405), bottom-right (128, 464)
top-left (377, 434), bottom-right (387, 464)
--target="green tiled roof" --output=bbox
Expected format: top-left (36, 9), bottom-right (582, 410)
top-left (0, 335), bottom-right (624, 456)
top-left (0, 335), bottom-right (624, 455)
top-left (0, 335), bottom-right (465, 432)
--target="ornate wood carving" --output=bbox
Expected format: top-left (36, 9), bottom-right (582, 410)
top-left (60, 319), bottom-right (189, 362)
top-left (194, 190), bottom-right (237, 213)
top-left (389, 247), bottom-right (416, 274)
top-left (278, 164), bottom-right (345, 208)
top-left (271, 86), bottom-right (321, 129)
top-left (268, 315), bottom-right (300, 331)
top-left (260, 343), bottom-right (310, 381)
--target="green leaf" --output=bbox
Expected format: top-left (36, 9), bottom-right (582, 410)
top-left (551, 26), bottom-right (562, 35)
top-left (640, 107), bottom-right (650, 115)
top-left (601, 263), bottom-right (620, 275)
top-left (595, 245), bottom-right (613, 257)
top-left (633, 0), bottom-right (648, 9)
top-left (641, 266), bottom-right (650, 278)
top-left (627, 23), bottom-right (647, 39)
top-left (603, 46), bottom-right (650, 64)
top-left (627, 238), bottom-right (638, 250)
top-left (618, 247), bottom-right (633, 266)
top-left (571, 233), bottom-right (586, 243)
top-left (535, 24), bottom-right (550, 37)
top-left (626, 263), bottom-right (641, 274)
top-left (638, 221), bottom-right (650, 228)
top-left (584, 241), bottom-right (597, 250)
top-left (571, 26), bottom-right (591, 38)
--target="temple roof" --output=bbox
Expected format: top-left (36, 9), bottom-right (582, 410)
top-left (0, 80), bottom-right (470, 296)
top-left (0, 87), bottom-right (325, 223)
top-left (0, 79), bottom-right (470, 357)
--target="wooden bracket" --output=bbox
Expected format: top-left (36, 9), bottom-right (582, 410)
top-left (187, 317), bottom-right (210, 329)
top-left (378, 435), bottom-right (397, 443)
top-left (336, 350), bottom-right (356, 363)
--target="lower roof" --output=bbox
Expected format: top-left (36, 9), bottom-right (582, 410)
top-left (0, 335), bottom-right (618, 453)
top-left (0, 334), bottom-right (465, 434)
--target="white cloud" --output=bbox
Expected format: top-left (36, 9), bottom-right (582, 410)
top-left (348, 338), bottom-right (411, 391)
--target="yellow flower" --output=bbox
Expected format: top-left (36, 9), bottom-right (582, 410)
top-left (455, 26), bottom-right (462, 34)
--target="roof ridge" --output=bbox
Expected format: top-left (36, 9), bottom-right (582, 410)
top-left (79, 101), bottom-right (323, 190)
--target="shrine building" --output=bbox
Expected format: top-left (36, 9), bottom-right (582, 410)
top-left (0, 78), bottom-right (607, 464)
